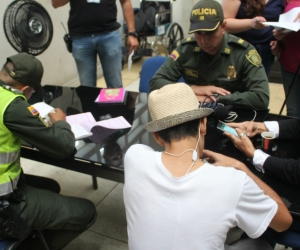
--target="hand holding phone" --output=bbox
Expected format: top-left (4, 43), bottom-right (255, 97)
top-left (217, 121), bottom-right (239, 137)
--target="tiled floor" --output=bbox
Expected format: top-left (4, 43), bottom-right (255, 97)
top-left (22, 57), bottom-right (290, 250)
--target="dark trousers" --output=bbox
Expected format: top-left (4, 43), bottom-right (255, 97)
top-left (9, 174), bottom-right (97, 250)
top-left (260, 216), bottom-right (300, 250)
top-left (225, 238), bottom-right (273, 250)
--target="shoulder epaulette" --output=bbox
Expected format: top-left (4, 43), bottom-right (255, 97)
top-left (181, 36), bottom-right (197, 45)
top-left (228, 35), bottom-right (250, 49)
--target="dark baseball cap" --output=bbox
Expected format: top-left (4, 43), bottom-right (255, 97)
top-left (4, 52), bottom-right (44, 96)
top-left (189, 0), bottom-right (224, 34)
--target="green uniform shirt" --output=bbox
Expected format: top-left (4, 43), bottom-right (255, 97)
top-left (0, 81), bottom-right (75, 159)
top-left (150, 33), bottom-right (270, 110)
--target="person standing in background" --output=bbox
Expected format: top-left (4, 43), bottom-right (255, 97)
top-left (52, 0), bottom-right (139, 88)
top-left (272, 0), bottom-right (300, 118)
top-left (222, 0), bottom-right (284, 76)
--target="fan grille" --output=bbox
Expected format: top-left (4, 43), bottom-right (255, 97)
top-left (3, 0), bottom-right (53, 56)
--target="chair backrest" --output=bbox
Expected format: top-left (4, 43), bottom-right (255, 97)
top-left (139, 56), bottom-right (185, 93)
top-left (139, 56), bottom-right (167, 93)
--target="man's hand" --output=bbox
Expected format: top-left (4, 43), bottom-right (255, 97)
top-left (127, 36), bottom-right (139, 55)
top-left (202, 149), bottom-right (247, 171)
top-left (225, 121), bottom-right (266, 137)
top-left (48, 108), bottom-right (66, 124)
top-left (251, 16), bottom-right (267, 29)
top-left (270, 40), bottom-right (280, 57)
top-left (293, 12), bottom-right (300, 22)
top-left (224, 128), bottom-right (256, 159)
top-left (273, 28), bottom-right (288, 41)
top-left (190, 85), bottom-right (231, 97)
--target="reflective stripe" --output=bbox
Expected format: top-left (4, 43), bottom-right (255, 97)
top-left (0, 175), bottom-right (19, 197)
top-left (0, 150), bottom-right (19, 164)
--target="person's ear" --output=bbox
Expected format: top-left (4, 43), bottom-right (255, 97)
top-left (153, 132), bottom-right (165, 146)
top-left (200, 117), bottom-right (207, 136)
top-left (221, 21), bottom-right (227, 34)
top-left (20, 85), bottom-right (30, 92)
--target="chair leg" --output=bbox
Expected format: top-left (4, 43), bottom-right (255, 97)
top-left (92, 175), bottom-right (98, 190)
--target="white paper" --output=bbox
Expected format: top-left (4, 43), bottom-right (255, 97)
top-left (128, 50), bottom-right (134, 72)
top-left (157, 25), bottom-right (165, 36)
top-left (80, 116), bottom-right (131, 133)
top-left (262, 7), bottom-right (300, 32)
top-left (66, 112), bottom-right (132, 141)
top-left (279, 7), bottom-right (300, 22)
top-left (32, 102), bottom-right (55, 118)
top-left (32, 102), bottom-right (55, 125)
top-left (70, 124), bottom-right (93, 140)
top-left (262, 22), bottom-right (300, 32)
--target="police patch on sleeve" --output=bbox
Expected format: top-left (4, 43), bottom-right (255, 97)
top-left (28, 106), bottom-right (39, 116)
top-left (170, 50), bottom-right (180, 61)
top-left (246, 50), bottom-right (262, 67)
top-left (28, 106), bottom-right (49, 127)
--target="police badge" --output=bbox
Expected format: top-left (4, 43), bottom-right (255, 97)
top-left (227, 65), bottom-right (236, 79)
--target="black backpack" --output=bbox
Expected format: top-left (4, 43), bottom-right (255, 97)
top-left (133, 1), bottom-right (167, 34)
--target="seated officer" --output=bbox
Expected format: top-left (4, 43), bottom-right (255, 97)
top-left (0, 52), bottom-right (97, 249)
top-left (150, 0), bottom-right (269, 111)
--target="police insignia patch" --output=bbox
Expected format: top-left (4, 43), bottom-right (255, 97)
top-left (28, 106), bottom-right (39, 116)
top-left (170, 50), bottom-right (180, 61)
top-left (227, 65), bottom-right (236, 79)
top-left (246, 50), bottom-right (262, 66)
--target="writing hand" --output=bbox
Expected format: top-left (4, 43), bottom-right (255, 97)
top-left (48, 108), bottom-right (66, 124)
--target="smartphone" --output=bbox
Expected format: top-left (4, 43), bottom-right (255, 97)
top-left (217, 121), bottom-right (239, 137)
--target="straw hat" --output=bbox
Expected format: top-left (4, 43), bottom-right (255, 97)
top-left (144, 83), bottom-right (213, 132)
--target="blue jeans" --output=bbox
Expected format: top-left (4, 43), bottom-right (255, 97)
top-left (281, 65), bottom-right (300, 118)
top-left (72, 30), bottom-right (123, 88)
top-left (255, 44), bottom-right (275, 77)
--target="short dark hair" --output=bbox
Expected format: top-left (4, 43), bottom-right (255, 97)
top-left (157, 118), bottom-right (201, 144)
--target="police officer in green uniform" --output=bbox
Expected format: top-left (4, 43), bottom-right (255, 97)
top-left (150, 0), bottom-right (269, 111)
top-left (0, 53), bottom-right (96, 249)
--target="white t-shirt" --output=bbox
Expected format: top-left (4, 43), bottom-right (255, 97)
top-left (123, 144), bottom-right (277, 250)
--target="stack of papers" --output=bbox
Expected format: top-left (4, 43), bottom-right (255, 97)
top-left (263, 7), bottom-right (300, 32)
top-left (32, 102), bottom-right (132, 141)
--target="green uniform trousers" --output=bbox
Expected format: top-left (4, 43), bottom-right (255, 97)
top-left (9, 175), bottom-right (97, 250)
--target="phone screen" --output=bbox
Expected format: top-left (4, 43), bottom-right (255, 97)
top-left (217, 121), bottom-right (239, 137)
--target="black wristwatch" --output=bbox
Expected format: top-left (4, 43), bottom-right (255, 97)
top-left (128, 31), bottom-right (139, 38)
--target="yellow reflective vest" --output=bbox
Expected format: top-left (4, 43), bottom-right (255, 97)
top-left (0, 86), bottom-right (25, 197)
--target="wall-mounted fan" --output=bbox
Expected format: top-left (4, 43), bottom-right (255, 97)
top-left (3, 0), bottom-right (53, 56)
